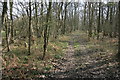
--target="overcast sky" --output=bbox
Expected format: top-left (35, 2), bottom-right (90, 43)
top-left (1, 0), bottom-right (120, 2)
top-left (0, 0), bottom-right (119, 18)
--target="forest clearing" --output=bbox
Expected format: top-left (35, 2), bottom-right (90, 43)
top-left (1, 0), bottom-right (120, 79)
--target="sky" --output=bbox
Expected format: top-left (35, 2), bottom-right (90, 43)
top-left (1, 0), bottom-right (120, 2)
top-left (0, 0), bottom-right (119, 18)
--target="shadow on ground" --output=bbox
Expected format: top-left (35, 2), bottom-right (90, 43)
top-left (49, 32), bottom-right (120, 78)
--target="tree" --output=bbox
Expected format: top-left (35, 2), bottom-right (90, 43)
top-left (109, 3), bottom-right (113, 38)
top-left (2, 2), bottom-right (10, 52)
top-left (118, 1), bottom-right (120, 55)
top-left (73, 2), bottom-right (79, 31)
top-left (62, 2), bottom-right (67, 34)
top-left (9, 0), bottom-right (14, 43)
top-left (88, 2), bottom-right (93, 39)
top-left (39, 1), bottom-right (44, 38)
top-left (28, 1), bottom-right (31, 55)
top-left (62, 2), bottom-right (70, 34)
top-left (42, 2), bottom-right (52, 60)
top-left (35, 1), bottom-right (39, 38)
top-left (83, 3), bottom-right (87, 27)
top-left (103, 4), bottom-right (110, 37)
top-left (53, 2), bottom-right (63, 39)
top-left (97, 2), bottom-right (101, 40)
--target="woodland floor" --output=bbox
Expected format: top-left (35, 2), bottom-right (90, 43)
top-left (49, 31), bottom-right (120, 78)
top-left (2, 31), bottom-right (120, 79)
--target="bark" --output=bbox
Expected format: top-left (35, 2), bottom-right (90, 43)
top-left (88, 2), bottom-right (92, 39)
top-left (103, 4), bottom-right (109, 36)
top-left (2, 2), bottom-right (7, 25)
top-left (74, 3), bottom-right (77, 31)
top-left (54, 2), bottom-right (63, 39)
top-left (83, 3), bottom-right (87, 26)
top-left (62, 3), bottom-right (67, 34)
top-left (35, 2), bottom-right (39, 38)
top-left (28, 1), bottom-right (31, 55)
top-left (42, 2), bottom-right (52, 60)
top-left (101, 3), bottom-right (104, 38)
top-left (109, 5), bottom-right (113, 38)
top-left (118, 1), bottom-right (120, 54)
top-left (9, 1), bottom-right (14, 43)
top-left (2, 2), bottom-right (10, 52)
top-left (97, 2), bottom-right (101, 40)
top-left (38, 2), bottom-right (44, 38)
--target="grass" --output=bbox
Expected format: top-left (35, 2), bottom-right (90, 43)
top-left (3, 30), bottom-right (118, 79)
top-left (2, 33), bottom-right (71, 79)
top-left (2, 31), bottom-right (6, 37)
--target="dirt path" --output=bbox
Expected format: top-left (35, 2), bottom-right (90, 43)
top-left (50, 35), bottom-right (76, 78)
top-left (49, 32), bottom-right (120, 78)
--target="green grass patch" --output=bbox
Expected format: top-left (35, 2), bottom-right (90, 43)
top-left (1, 30), bottom-right (6, 37)
top-left (54, 53), bottom-right (63, 59)
top-left (43, 64), bottom-right (53, 71)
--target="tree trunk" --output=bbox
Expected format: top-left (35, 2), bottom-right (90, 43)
top-left (38, 1), bottom-right (44, 38)
top-left (62, 3), bottom-right (67, 34)
top-left (9, 1), bottom-right (14, 43)
top-left (83, 3), bottom-right (87, 26)
top-left (118, 1), bottom-right (120, 55)
top-left (103, 5), bottom-right (109, 37)
top-left (42, 2), bottom-right (52, 60)
top-left (88, 2), bottom-right (92, 39)
top-left (2, 2), bottom-right (10, 52)
top-left (109, 5), bottom-right (113, 38)
top-left (101, 4), bottom-right (104, 38)
top-left (28, 1), bottom-right (31, 55)
top-left (35, 1), bottom-right (39, 38)
top-left (97, 2), bottom-right (101, 40)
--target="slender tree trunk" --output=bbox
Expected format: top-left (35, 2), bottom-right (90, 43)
top-left (83, 3), bottom-right (87, 26)
top-left (74, 3), bottom-right (77, 31)
top-left (113, 5), bottom-right (117, 37)
top-left (9, 1), bottom-right (14, 43)
top-left (62, 3), bottom-right (67, 34)
top-left (88, 2), bottom-right (92, 39)
top-left (103, 5), bottom-right (109, 37)
top-left (42, 2), bottom-right (52, 60)
top-left (35, 1), bottom-right (39, 38)
top-left (54, 2), bottom-right (63, 39)
top-left (97, 2), bottom-right (101, 40)
top-left (101, 4), bottom-right (104, 38)
top-left (38, 1), bottom-right (44, 38)
top-left (28, 1), bottom-right (31, 55)
top-left (118, 1), bottom-right (120, 55)
top-left (109, 5), bottom-right (113, 38)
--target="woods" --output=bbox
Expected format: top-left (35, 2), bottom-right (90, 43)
top-left (0, 0), bottom-right (120, 79)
